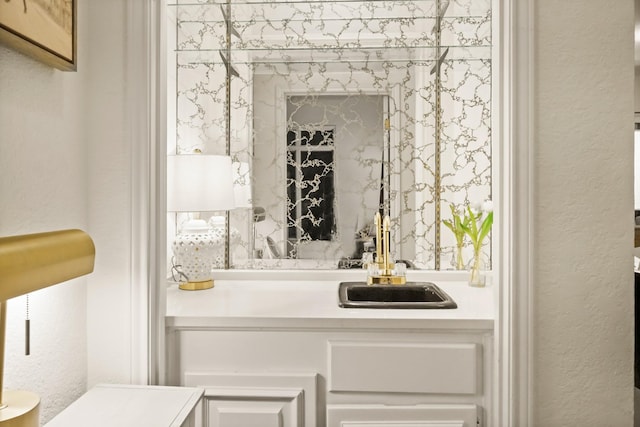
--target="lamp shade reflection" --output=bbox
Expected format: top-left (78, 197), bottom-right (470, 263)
top-left (167, 155), bottom-right (235, 212)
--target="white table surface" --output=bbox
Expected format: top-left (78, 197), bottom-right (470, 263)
top-left (45, 384), bottom-right (203, 427)
top-left (166, 277), bottom-right (494, 330)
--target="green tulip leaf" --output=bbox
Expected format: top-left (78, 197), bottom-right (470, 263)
top-left (478, 211), bottom-right (493, 244)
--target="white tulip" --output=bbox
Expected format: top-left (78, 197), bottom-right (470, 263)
top-left (469, 199), bottom-right (483, 213)
top-left (482, 200), bottom-right (494, 213)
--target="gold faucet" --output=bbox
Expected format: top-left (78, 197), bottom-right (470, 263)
top-left (367, 212), bottom-right (406, 285)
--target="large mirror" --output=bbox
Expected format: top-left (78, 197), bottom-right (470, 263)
top-left (167, 0), bottom-right (492, 271)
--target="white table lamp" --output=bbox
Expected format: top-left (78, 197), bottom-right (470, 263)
top-left (168, 154), bottom-right (235, 290)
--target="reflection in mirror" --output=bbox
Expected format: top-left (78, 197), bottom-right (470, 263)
top-left (167, 0), bottom-right (493, 271)
top-left (256, 94), bottom-right (389, 264)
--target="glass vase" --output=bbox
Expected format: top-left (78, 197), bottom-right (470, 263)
top-left (468, 251), bottom-right (486, 287)
top-left (455, 245), bottom-right (465, 270)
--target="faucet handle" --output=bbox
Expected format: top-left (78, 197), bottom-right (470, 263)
top-left (361, 252), bottom-right (374, 269)
top-left (394, 262), bottom-right (407, 278)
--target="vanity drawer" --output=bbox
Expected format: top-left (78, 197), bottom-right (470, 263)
top-left (328, 341), bottom-right (480, 395)
top-left (326, 403), bottom-right (478, 427)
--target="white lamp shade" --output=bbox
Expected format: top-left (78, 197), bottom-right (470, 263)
top-left (232, 162), bottom-right (253, 209)
top-left (167, 155), bottom-right (236, 212)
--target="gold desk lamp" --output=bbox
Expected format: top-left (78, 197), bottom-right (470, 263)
top-left (0, 229), bottom-right (95, 427)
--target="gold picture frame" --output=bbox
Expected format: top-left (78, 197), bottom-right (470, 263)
top-left (0, 0), bottom-right (76, 71)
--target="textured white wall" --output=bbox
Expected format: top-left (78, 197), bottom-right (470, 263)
top-left (636, 66), bottom-right (640, 111)
top-left (0, 17), bottom-right (89, 427)
top-left (534, 0), bottom-right (634, 424)
top-left (634, 66), bottom-right (640, 112)
top-left (83, 0), bottom-right (133, 388)
top-left (0, 0), bottom-right (136, 422)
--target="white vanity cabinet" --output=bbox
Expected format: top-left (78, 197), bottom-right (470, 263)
top-left (165, 280), bottom-right (494, 427)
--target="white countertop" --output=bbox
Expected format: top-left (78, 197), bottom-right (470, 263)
top-left (45, 384), bottom-right (203, 427)
top-left (166, 277), bottom-right (494, 330)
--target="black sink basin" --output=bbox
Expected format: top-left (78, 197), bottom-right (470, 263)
top-left (338, 282), bottom-right (457, 309)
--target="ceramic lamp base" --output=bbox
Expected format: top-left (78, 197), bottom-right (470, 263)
top-left (179, 280), bottom-right (214, 291)
top-left (0, 390), bottom-right (39, 427)
top-left (172, 219), bottom-right (223, 289)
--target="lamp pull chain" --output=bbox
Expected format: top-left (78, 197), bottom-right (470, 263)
top-left (25, 294), bottom-right (30, 356)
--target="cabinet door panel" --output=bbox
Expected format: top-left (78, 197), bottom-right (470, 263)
top-left (204, 389), bottom-right (295, 427)
top-left (327, 404), bottom-right (477, 427)
top-left (185, 372), bottom-right (317, 427)
top-left (329, 341), bottom-right (479, 394)
top-left (211, 401), bottom-right (283, 427)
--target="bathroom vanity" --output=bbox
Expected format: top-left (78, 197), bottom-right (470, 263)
top-left (165, 274), bottom-right (494, 427)
top-left (164, 1), bottom-right (497, 422)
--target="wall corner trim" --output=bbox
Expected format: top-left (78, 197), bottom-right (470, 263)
top-left (125, 0), bottom-right (167, 386)
top-left (495, 0), bottom-right (534, 425)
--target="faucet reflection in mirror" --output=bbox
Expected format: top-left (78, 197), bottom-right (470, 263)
top-left (167, 154), bottom-right (235, 290)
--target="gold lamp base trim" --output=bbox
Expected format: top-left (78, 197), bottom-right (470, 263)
top-left (179, 279), bottom-right (214, 291)
top-left (0, 390), bottom-right (39, 426)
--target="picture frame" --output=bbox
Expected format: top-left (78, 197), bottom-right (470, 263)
top-left (0, 0), bottom-right (77, 71)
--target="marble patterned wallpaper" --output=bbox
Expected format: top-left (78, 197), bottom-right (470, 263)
top-left (168, 0), bottom-right (492, 270)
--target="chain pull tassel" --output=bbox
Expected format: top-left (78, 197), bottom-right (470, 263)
top-left (25, 295), bottom-right (30, 356)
